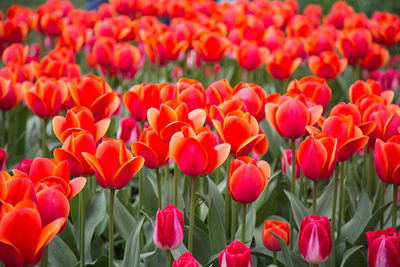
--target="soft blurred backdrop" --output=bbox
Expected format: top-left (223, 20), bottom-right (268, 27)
top-left (0, 0), bottom-right (399, 16)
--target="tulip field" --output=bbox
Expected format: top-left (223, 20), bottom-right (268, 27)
top-left (1, 0), bottom-right (400, 266)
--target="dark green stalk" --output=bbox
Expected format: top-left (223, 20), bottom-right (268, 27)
top-left (289, 139), bottom-right (296, 249)
top-left (109, 188), bottom-right (115, 267)
top-left (138, 169), bottom-right (143, 216)
top-left (166, 250), bottom-right (171, 267)
top-left (224, 156), bottom-right (232, 239)
top-left (188, 177), bottom-right (196, 252)
top-left (331, 165), bottom-right (340, 267)
top-left (155, 168), bottom-right (162, 209)
top-left (313, 180), bottom-right (318, 214)
top-left (79, 190), bottom-right (86, 267)
top-left (42, 118), bottom-right (48, 157)
top-left (393, 185), bottom-right (398, 228)
top-left (173, 163), bottom-right (179, 206)
top-left (231, 200), bottom-right (237, 240)
top-left (273, 251), bottom-right (277, 266)
top-left (337, 162), bottom-right (345, 241)
top-left (39, 246), bottom-right (48, 267)
top-left (241, 204), bottom-right (247, 243)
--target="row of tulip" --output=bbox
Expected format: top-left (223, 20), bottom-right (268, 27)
top-left (0, 0), bottom-right (399, 267)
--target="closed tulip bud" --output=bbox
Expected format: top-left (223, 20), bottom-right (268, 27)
top-left (366, 227), bottom-right (400, 267)
top-left (173, 251), bottom-right (199, 267)
top-left (153, 204), bottom-right (184, 250)
top-left (374, 136), bottom-right (400, 185)
top-left (117, 117), bottom-right (141, 147)
top-left (299, 215), bottom-right (331, 264)
top-left (229, 156), bottom-right (270, 204)
top-left (0, 149), bottom-right (6, 171)
top-left (218, 240), bottom-right (251, 267)
top-left (14, 158), bottom-right (33, 175)
top-left (262, 220), bottom-right (290, 251)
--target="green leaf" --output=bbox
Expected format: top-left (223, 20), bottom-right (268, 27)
top-left (58, 221), bottom-right (79, 258)
top-left (208, 199), bottom-right (227, 254)
top-left (284, 190), bottom-right (310, 229)
top-left (144, 249), bottom-right (166, 267)
top-left (207, 177), bottom-right (225, 226)
top-left (85, 192), bottom-right (106, 261)
top-left (142, 168), bottom-right (159, 217)
top-left (85, 256), bottom-right (108, 267)
top-left (316, 179), bottom-right (335, 217)
top-left (122, 217), bottom-right (145, 267)
top-left (340, 245), bottom-right (363, 267)
top-left (48, 236), bottom-right (78, 267)
top-left (342, 192), bottom-right (371, 243)
top-left (113, 192), bottom-right (136, 239)
top-left (268, 231), bottom-right (294, 267)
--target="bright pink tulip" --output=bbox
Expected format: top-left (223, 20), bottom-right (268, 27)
top-left (153, 204), bottom-right (184, 250)
top-left (218, 240), bottom-right (251, 267)
top-left (366, 227), bottom-right (400, 267)
top-left (173, 252), bottom-right (199, 267)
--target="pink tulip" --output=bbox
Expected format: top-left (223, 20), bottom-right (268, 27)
top-left (153, 204), bottom-right (184, 250)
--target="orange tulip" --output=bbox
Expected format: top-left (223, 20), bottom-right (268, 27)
top-left (323, 1), bottom-right (355, 29)
top-left (308, 51), bottom-right (347, 80)
top-left (232, 82), bottom-right (267, 121)
top-left (235, 41), bottom-right (268, 71)
top-left (123, 83), bottom-right (161, 122)
top-left (131, 128), bottom-right (169, 169)
top-left (368, 109), bottom-right (400, 147)
top-left (54, 132), bottom-right (97, 177)
top-left (68, 74), bottom-right (120, 121)
top-left (88, 37), bottom-right (116, 69)
top-left (212, 109), bottom-right (268, 156)
top-left (52, 107), bottom-right (110, 143)
top-left (175, 78), bottom-right (206, 112)
top-left (147, 102), bottom-right (206, 142)
top-left (305, 31), bottom-right (335, 56)
top-left (321, 114), bottom-right (369, 161)
top-left (265, 95), bottom-right (323, 139)
top-left (169, 126), bottom-right (230, 177)
top-left (24, 77), bottom-right (68, 118)
top-left (263, 220), bottom-right (290, 251)
top-left (349, 80), bottom-right (393, 105)
top-left (83, 139), bottom-right (144, 189)
top-left (229, 156), bottom-right (270, 203)
top-left (2, 43), bottom-right (28, 65)
top-left (369, 12), bottom-right (400, 46)
top-left (360, 43), bottom-right (389, 71)
top-left (39, 10), bottom-right (64, 36)
top-left (266, 49), bottom-right (301, 80)
top-left (113, 43), bottom-right (141, 73)
top-left (286, 76), bottom-right (332, 111)
top-left (338, 29), bottom-right (372, 65)
top-left (39, 48), bottom-right (81, 79)
top-left (374, 135), bottom-right (400, 185)
top-left (286, 15), bottom-right (313, 38)
top-left (12, 158), bottom-right (86, 200)
top-left (297, 132), bottom-right (337, 180)
top-left (193, 32), bottom-right (230, 63)
top-left (205, 79), bottom-right (233, 107)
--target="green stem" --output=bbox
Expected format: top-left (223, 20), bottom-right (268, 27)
top-left (1, 111), bottom-right (5, 148)
top-left (155, 168), bottom-right (162, 209)
top-left (39, 246), bottom-right (48, 267)
top-left (331, 164), bottom-right (339, 267)
top-left (289, 139), bottom-right (296, 249)
top-left (380, 181), bottom-right (385, 228)
top-left (8, 111), bottom-right (13, 153)
top-left (42, 118), bottom-right (48, 157)
top-left (337, 162), bottom-right (345, 242)
top-left (166, 250), bottom-right (171, 267)
top-left (393, 185), bottom-right (398, 228)
top-left (242, 203), bottom-right (247, 243)
top-left (273, 251), bottom-right (277, 266)
top-left (109, 188), bottom-right (115, 267)
top-left (363, 147), bottom-right (367, 192)
top-left (313, 180), bottom-right (318, 214)
top-left (299, 171), bottom-right (304, 204)
top-left (79, 189), bottom-right (85, 267)
top-left (215, 166), bottom-right (221, 185)
top-left (188, 177), bottom-right (196, 252)
top-left (224, 156), bottom-right (232, 239)
top-left (174, 163), bottom-right (180, 206)
top-left (138, 169), bottom-right (143, 216)
top-left (231, 200), bottom-right (237, 239)
top-left (367, 151), bottom-right (373, 197)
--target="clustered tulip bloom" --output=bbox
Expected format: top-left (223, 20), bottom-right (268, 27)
top-left (299, 215), bottom-right (331, 264)
top-left (153, 204), bottom-right (184, 250)
top-left (262, 220), bottom-right (290, 251)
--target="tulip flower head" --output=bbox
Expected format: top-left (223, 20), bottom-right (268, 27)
top-left (218, 240), bottom-right (251, 267)
top-left (299, 215), bottom-right (331, 264)
top-left (262, 220), bottom-right (290, 251)
top-left (374, 135), bottom-right (400, 185)
top-left (153, 204), bottom-right (184, 250)
top-left (173, 251), bottom-right (199, 267)
top-left (366, 227), bottom-right (400, 267)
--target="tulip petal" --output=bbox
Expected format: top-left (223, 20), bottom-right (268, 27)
top-left (69, 177), bottom-right (87, 199)
top-left (297, 136), bottom-right (327, 180)
top-left (0, 237), bottom-right (23, 267)
top-left (113, 157), bottom-right (144, 189)
top-left (131, 142), bottom-right (159, 169)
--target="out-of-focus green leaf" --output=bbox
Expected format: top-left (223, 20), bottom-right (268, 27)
top-left (208, 199), bottom-right (226, 254)
top-left (48, 236), bottom-right (78, 267)
top-left (340, 245), bottom-right (363, 267)
top-left (208, 177), bottom-right (225, 225)
top-left (342, 192), bottom-right (370, 243)
top-left (284, 190), bottom-right (310, 229)
top-left (85, 192), bottom-right (106, 261)
top-left (122, 217), bottom-right (145, 267)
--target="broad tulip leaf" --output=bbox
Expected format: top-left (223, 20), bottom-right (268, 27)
top-left (340, 245), bottom-right (363, 267)
top-left (48, 236), bottom-right (78, 267)
top-left (122, 217), bottom-right (145, 267)
top-left (85, 192), bottom-right (106, 261)
top-left (268, 231), bottom-right (294, 267)
top-left (284, 190), bottom-right (310, 229)
top-left (107, 190), bottom-right (136, 239)
top-left (142, 168), bottom-right (159, 217)
top-left (208, 199), bottom-right (227, 254)
top-left (208, 177), bottom-right (225, 226)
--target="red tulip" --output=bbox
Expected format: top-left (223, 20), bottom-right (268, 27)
top-left (323, 1), bottom-right (355, 29)
top-left (366, 227), bottom-right (400, 267)
top-left (68, 74), bottom-right (120, 121)
top-left (232, 82), bottom-right (267, 121)
top-left (286, 76), bottom-right (332, 111)
top-left (368, 110), bottom-right (400, 146)
top-left (308, 51), bottom-right (347, 80)
top-left (305, 31), bottom-right (335, 56)
top-left (262, 220), bottom-right (290, 251)
top-left (52, 107), bottom-right (110, 143)
top-left (14, 159), bottom-right (33, 175)
top-left (235, 41), bottom-right (268, 71)
top-left (40, 10), bottom-right (64, 36)
top-left (0, 206), bottom-right (65, 267)
top-left (2, 43), bottom-right (28, 65)
top-left (169, 126), bottom-right (230, 177)
top-left (229, 156), bottom-right (270, 204)
top-left (262, 27), bottom-right (285, 52)
top-left (0, 77), bottom-right (24, 111)
top-left (12, 158), bottom-right (86, 200)
top-left (153, 204), bottom-right (184, 250)
top-left (117, 117), bottom-right (141, 147)
top-left (173, 251), bottom-right (199, 267)
top-left (349, 80), bottom-right (393, 105)
top-left (87, 37), bottom-right (116, 68)
top-left (265, 95), bottom-right (323, 139)
top-left (297, 132), bottom-right (337, 180)
top-left (212, 109), bottom-right (268, 156)
top-left (193, 32), bottom-right (230, 63)
top-left (286, 15), bottom-right (313, 38)
top-left (83, 139), bottom-right (144, 189)
top-left (321, 114), bottom-right (369, 161)
top-left (131, 128), bottom-right (169, 169)
top-left (36, 188), bottom-right (69, 228)
top-left (205, 79), bottom-right (233, 107)
top-left (338, 29), bottom-right (372, 65)
top-left (299, 215), bottom-right (331, 264)
top-left (0, 174), bottom-right (36, 212)
top-left (266, 49), bottom-right (301, 80)
top-left (374, 136), bottom-right (400, 185)
top-left (24, 77), bottom-right (68, 118)
top-left (147, 102), bottom-right (206, 143)
top-left (369, 12), bottom-right (400, 46)
top-left (54, 132), bottom-right (97, 177)
top-left (113, 43), bottom-right (141, 73)
top-left (39, 48), bottom-right (81, 79)
top-left (218, 240), bottom-right (251, 267)
top-left (3, 19), bottom-right (28, 43)
top-left (360, 43), bottom-right (389, 71)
